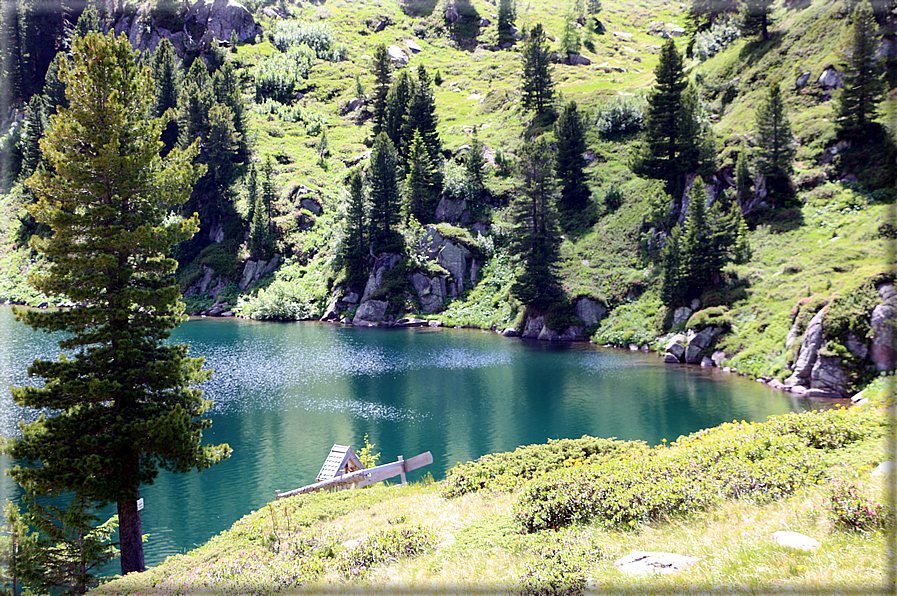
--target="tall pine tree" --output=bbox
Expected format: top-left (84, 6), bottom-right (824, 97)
top-left (755, 82), bottom-right (795, 203)
top-left (554, 100), bottom-right (590, 218)
top-left (510, 136), bottom-right (563, 308)
top-left (740, 0), bottom-right (773, 40)
top-left (370, 45), bottom-right (393, 138)
top-left (520, 23), bottom-right (555, 115)
top-left (368, 132), bottom-right (401, 252)
top-left (837, 1), bottom-right (884, 142)
top-left (498, 0), bottom-right (515, 43)
top-left (11, 31), bottom-right (230, 575)
top-left (151, 39), bottom-right (182, 156)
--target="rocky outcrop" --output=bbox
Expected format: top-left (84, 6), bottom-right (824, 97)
top-left (410, 273), bottom-right (447, 313)
top-left (112, 0), bottom-right (261, 57)
top-left (353, 299), bottom-right (388, 325)
top-left (575, 297), bottom-right (606, 327)
top-left (435, 197), bottom-right (468, 224)
top-left (361, 253), bottom-right (403, 303)
top-left (785, 308), bottom-right (826, 387)
top-left (871, 283), bottom-right (897, 371)
top-left (239, 255), bottom-right (280, 290)
top-left (520, 314), bottom-right (584, 341)
top-left (663, 327), bottom-right (722, 364)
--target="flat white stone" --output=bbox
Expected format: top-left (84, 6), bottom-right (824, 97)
top-left (773, 531), bottom-right (820, 551)
top-left (613, 551), bottom-right (699, 575)
top-left (873, 461), bottom-right (896, 477)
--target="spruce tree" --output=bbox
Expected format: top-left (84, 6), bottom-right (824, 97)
top-left (498, 0), bottom-right (516, 43)
top-left (20, 95), bottom-right (45, 179)
top-left (151, 39), bottom-right (182, 156)
top-left (633, 39), bottom-right (712, 197)
top-left (368, 132), bottom-right (401, 252)
top-left (465, 130), bottom-right (487, 201)
top-left (402, 65), bottom-right (441, 167)
top-left (735, 143), bottom-right (752, 206)
top-left (739, 0), bottom-right (773, 40)
top-left (404, 129), bottom-right (437, 224)
top-left (560, 16), bottom-right (581, 56)
top-left (0, 0), bottom-right (23, 108)
top-left (510, 136), bottom-right (563, 308)
top-left (520, 23), bottom-right (555, 115)
top-left (660, 225), bottom-right (685, 307)
top-left (11, 31), bottom-right (230, 575)
top-left (384, 69), bottom-right (414, 157)
top-left (343, 168), bottom-right (368, 287)
top-left (554, 100), bottom-right (590, 217)
top-left (679, 178), bottom-right (724, 298)
top-left (837, 1), bottom-right (884, 142)
top-left (755, 82), bottom-right (795, 202)
top-left (370, 45), bottom-right (393, 137)
top-left (42, 52), bottom-right (68, 115)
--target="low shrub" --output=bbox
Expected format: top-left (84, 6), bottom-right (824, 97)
top-left (595, 95), bottom-right (647, 139)
top-left (441, 436), bottom-right (649, 498)
top-left (518, 531), bottom-right (599, 596)
top-left (829, 480), bottom-right (888, 532)
top-left (336, 524), bottom-right (436, 578)
top-left (693, 17), bottom-right (740, 62)
top-left (685, 306), bottom-right (732, 331)
top-left (511, 410), bottom-right (870, 533)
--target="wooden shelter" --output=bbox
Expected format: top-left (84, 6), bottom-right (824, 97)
top-left (316, 444), bottom-right (366, 482)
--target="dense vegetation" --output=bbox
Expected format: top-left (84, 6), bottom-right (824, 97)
top-left (0, 0), bottom-right (893, 400)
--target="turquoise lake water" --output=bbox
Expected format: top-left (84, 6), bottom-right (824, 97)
top-left (0, 308), bottom-right (832, 567)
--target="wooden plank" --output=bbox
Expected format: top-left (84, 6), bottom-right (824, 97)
top-left (276, 451), bottom-right (433, 499)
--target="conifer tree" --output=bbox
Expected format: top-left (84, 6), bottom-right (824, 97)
top-left (633, 39), bottom-right (712, 197)
top-left (249, 159), bottom-right (276, 259)
top-left (560, 16), bottom-right (581, 56)
top-left (368, 133), bottom-right (401, 252)
top-left (660, 225), bottom-right (685, 307)
top-left (0, 0), bottom-right (23, 108)
top-left (11, 31), bottom-right (230, 576)
top-left (755, 82), bottom-right (795, 202)
top-left (370, 45), bottom-right (393, 137)
top-left (402, 65), bottom-right (441, 167)
top-left (498, 0), bottom-right (516, 42)
top-left (735, 143), bottom-right (752, 206)
top-left (20, 95), bottom-right (45, 179)
top-left (679, 178), bottom-right (725, 298)
top-left (465, 130), bottom-right (487, 201)
top-left (151, 39), bottom-right (182, 155)
top-left (213, 61), bottom-right (250, 161)
top-left (837, 1), bottom-right (884, 142)
top-left (554, 100), bottom-right (590, 217)
top-left (520, 23), bottom-right (555, 115)
top-left (739, 0), bottom-right (773, 40)
top-left (42, 52), bottom-right (68, 115)
top-left (510, 136), bottom-right (563, 308)
top-left (384, 69), bottom-right (414, 157)
top-left (404, 129), bottom-right (437, 224)
top-left (343, 168), bottom-right (368, 287)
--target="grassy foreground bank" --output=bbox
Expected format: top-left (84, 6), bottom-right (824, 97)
top-left (92, 393), bottom-right (893, 595)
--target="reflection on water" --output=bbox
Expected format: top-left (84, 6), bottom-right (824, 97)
top-left (0, 308), bottom-right (831, 567)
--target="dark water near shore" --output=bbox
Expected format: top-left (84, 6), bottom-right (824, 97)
top-left (0, 308), bottom-right (831, 567)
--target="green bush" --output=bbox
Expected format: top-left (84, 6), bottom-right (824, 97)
top-left (518, 531), bottom-right (599, 596)
top-left (441, 436), bottom-right (649, 498)
top-left (336, 524), bottom-right (436, 578)
top-left (271, 21), bottom-right (347, 61)
top-left (253, 45), bottom-right (315, 103)
top-left (595, 95), bottom-right (647, 139)
top-left (511, 410), bottom-right (874, 533)
top-left (685, 306), bottom-right (733, 331)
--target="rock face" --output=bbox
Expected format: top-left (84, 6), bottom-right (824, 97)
top-left (239, 255), bottom-right (280, 290)
top-left (361, 253), bottom-right (403, 303)
top-left (871, 283), bottom-right (897, 371)
top-left (410, 273), bottom-right (447, 313)
top-left (353, 300), bottom-right (388, 325)
top-left (520, 314), bottom-right (584, 341)
top-left (785, 308), bottom-right (825, 387)
top-left (185, 0), bottom-right (262, 43)
top-left (437, 241), bottom-right (472, 298)
top-left (575, 297), bottom-right (606, 327)
top-left (435, 197), bottom-right (468, 224)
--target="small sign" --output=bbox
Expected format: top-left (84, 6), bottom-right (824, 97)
top-left (136, 498), bottom-right (144, 511)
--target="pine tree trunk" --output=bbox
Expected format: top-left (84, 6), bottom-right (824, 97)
top-left (118, 497), bottom-right (144, 574)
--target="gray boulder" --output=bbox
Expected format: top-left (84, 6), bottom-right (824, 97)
top-left (405, 39), bottom-right (422, 54)
top-left (773, 531), bottom-right (820, 551)
top-left (795, 71), bottom-right (811, 88)
top-left (410, 273), bottom-right (447, 314)
top-left (522, 315), bottom-right (544, 339)
top-left (502, 327), bottom-right (520, 337)
top-left (664, 353), bottom-right (681, 363)
top-left (353, 300), bottom-right (388, 325)
top-left (437, 241), bottom-right (472, 298)
top-left (300, 197), bottom-right (322, 215)
top-left (817, 65), bottom-right (843, 89)
top-left (785, 308), bottom-right (825, 386)
top-left (566, 53), bottom-right (592, 66)
top-left (672, 306), bottom-right (692, 327)
top-left (185, 0), bottom-right (262, 43)
top-left (387, 45), bottom-right (410, 65)
top-left (575, 297), bottom-right (606, 327)
top-left (435, 196), bottom-right (467, 224)
top-left (871, 302), bottom-right (897, 371)
top-left (810, 356), bottom-right (849, 396)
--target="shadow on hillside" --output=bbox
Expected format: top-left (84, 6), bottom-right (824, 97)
top-left (448, 0), bottom-right (483, 51)
top-left (736, 31), bottom-right (785, 72)
top-left (400, 0), bottom-right (438, 17)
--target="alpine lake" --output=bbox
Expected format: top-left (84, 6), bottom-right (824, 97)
top-left (0, 307), bottom-right (838, 567)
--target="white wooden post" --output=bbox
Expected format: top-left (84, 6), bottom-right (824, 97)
top-left (398, 455), bottom-right (407, 485)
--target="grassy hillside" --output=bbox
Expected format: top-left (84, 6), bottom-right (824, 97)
top-left (91, 401), bottom-right (889, 594)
